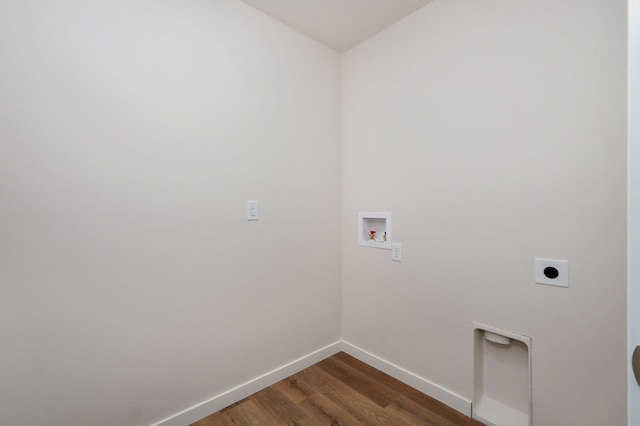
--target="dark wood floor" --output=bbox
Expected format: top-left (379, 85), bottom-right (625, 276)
top-left (191, 352), bottom-right (484, 426)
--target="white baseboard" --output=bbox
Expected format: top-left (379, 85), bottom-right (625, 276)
top-left (151, 340), bottom-right (342, 426)
top-left (341, 341), bottom-right (472, 417)
top-left (152, 339), bottom-right (471, 425)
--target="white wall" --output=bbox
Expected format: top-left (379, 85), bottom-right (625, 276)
top-left (1, 0), bottom-right (630, 424)
top-left (0, 1), bottom-right (341, 425)
top-left (341, 0), bottom-right (627, 424)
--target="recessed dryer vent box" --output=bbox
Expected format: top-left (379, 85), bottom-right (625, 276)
top-left (472, 323), bottom-right (532, 426)
top-left (358, 212), bottom-right (391, 249)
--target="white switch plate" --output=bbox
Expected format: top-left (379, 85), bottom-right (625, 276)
top-left (247, 200), bottom-right (259, 221)
top-left (392, 243), bottom-right (402, 262)
top-left (535, 258), bottom-right (568, 287)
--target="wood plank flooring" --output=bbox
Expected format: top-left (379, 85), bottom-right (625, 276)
top-left (190, 352), bottom-right (484, 426)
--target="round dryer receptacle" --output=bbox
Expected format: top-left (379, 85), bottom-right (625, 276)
top-left (543, 266), bottom-right (559, 279)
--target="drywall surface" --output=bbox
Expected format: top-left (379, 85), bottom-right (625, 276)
top-left (341, 0), bottom-right (627, 424)
top-left (0, 1), bottom-right (341, 425)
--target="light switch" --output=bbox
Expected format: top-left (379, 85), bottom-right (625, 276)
top-left (247, 200), bottom-right (259, 221)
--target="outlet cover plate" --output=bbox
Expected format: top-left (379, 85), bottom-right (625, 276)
top-left (247, 200), bottom-right (259, 221)
top-left (392, 243), bottom-right (402, 262)
top-left (535, 258), bottom-right (568, 287)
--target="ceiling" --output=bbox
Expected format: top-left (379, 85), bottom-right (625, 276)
top-left (238, 0), bottom-right (434, 52)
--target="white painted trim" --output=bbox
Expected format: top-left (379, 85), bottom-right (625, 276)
top-left (629, 0), bottom-right (640, 424)
top-left (152, 340), bottom-right (473, 425)
top-left (341, 340), bottom-right (472, 416)
top-left (151, 341), bottom-right (342, 426)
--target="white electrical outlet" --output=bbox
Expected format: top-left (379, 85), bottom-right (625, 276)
top-left (247, 200), bottom-right (259, 221)
top-left (392, 243), bottom-right (402, 262)
top-left (535, 258), bottom-right (568, 287)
